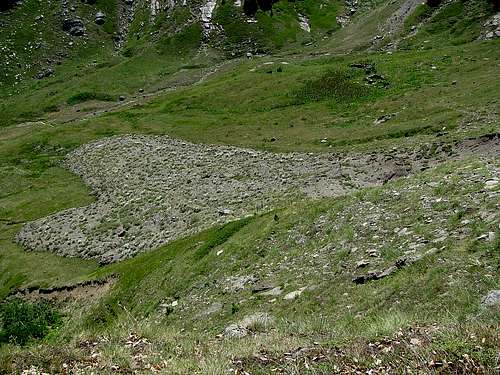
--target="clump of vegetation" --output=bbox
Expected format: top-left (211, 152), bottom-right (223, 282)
top-left (0, 299), bottom-right (61, 346)
top-left (67, 92), bottom-right (115, 106)
top-left (43, 104), bottom-right (59, 113)
top-left (293, 69), bottom-right (370, 104)
top-left (157, 23), bottom-right (202, 56)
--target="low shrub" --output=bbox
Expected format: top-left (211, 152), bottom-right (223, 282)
top-left (67, 92), bottom-right (115, 106)
top-left (0, 299), bottom-right (61, 346)
top-left (43, 104), bottom-right (59, 113)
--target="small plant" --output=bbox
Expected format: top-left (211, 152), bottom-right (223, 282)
top-left (0, 299), bottom-right (61, 346)
top-left (293, 69), bottom-right (370, 104)
top-left (231, 303), bottom-right (240, 315)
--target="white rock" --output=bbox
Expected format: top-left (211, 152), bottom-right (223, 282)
top-left (482, 290), bottom-right (500, 307)
top-left (298, 14), bottom-right (310, 33)
top-left (283, 287), bottom-right (306, 300)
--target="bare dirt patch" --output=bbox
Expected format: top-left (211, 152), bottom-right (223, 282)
top-left (10, 277), bottom-right (115, 304)
top-left (16, 133), bottom-right (500, 263)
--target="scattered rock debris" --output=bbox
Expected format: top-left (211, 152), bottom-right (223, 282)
top-left (353, 248), bottom-right (437, 284)
top-left (481, 290), bottom-right (500, 308)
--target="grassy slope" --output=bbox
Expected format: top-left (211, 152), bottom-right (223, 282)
top-left (0, 0), bottom-right (344, 128)
top-left (98, 41), bottom-right (498, 152)
top-left (400, 0), bottom-right (495, 49)
top-left (1, 157), bottom-right (498, 373)
top-left (0, 0), bottom-right (499, 372)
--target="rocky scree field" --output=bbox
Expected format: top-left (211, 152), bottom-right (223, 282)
top-left (16, 133), bottom-right (500, 264)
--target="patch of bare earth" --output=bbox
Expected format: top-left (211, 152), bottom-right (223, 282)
top-left (10, 277), bottom-right (115, 304)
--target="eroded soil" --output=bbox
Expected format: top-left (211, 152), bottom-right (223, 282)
top-left (10, 277), bottom-right (115, 304)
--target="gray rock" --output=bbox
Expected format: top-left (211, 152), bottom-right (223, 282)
top-left (482, 290), bottom-right (500, 308)
top-left (224, 324), bottom-right (248, 338)
top-left (219, 208), bottom-right (232, 216)
top-left (283, 287), bottom-right (306, 300)
top-left (225, 275), bottom-right (257, 292)
top-left (376, 265), bottom-right (397, 279)
top-left (196, 302), bottom-right (223, 318)
top-left (373, 113), bottom-right (394, 125)
top-left (95, 11), bottom-right (106, 25)
top-left (36, 67), bottom-right (54, 79)
top-left (485, 179), bottom-right (498, 189)
top-left (260, 286), bottom-right (283, 296)
top-left (240, 312), bottom-right (274, 330)
top-left (356, 259), bottom-right (370, 268)
top-left (251, 283), bottom-right (276, 293)
top-left (62, 18), bottom-right (85, 36)
top-left (224, 312), bottom-right (274, 338)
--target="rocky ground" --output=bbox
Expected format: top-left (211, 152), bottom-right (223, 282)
top-left (174, 153), bottom-right (499, 323)
top-left (16, 133), bottom-right (499, 263)
top-left (13, 152), bottom-right (500, 374)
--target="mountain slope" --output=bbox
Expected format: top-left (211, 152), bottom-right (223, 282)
top-left (0, 0), bottom-right (499, 373)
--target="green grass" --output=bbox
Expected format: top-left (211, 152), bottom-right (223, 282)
top-left (404, 3), bottom-right (434, 31)
top-left (1, 157), bottom-right (498, 372)
top-left (292, 68), bottom-right (372, 103)
top-left (400, 0), bottom-right (496, 49)
top-left (67, 92), bottom-right (115, 105)
top-left (194, 217), bottom-right (252, 260)
top-left (82, 41), bottom-right (497, 152)
top-left (0, 299), bottom-right (61, 346)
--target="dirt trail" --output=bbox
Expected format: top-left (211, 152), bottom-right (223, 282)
top-left (16, 133), bottom-right (500, 264)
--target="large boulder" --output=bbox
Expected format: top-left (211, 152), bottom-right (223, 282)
top-left (62, 18), bottom-right (85, 36)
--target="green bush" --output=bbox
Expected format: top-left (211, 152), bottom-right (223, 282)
top-left (0, 299), bottom-right (61, 346)
top-left (293, 69), bottom-right (370, 103)
top-left (67, 92), bottom-right (115, 106)
top-left (43, 104), bottom-right (59, 113)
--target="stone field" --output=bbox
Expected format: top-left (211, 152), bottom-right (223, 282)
top-left (16, 133), bottom-right (499, 263)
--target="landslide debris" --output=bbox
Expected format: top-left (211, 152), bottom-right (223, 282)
top-left (16, 133), bottom-right (500, 263)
